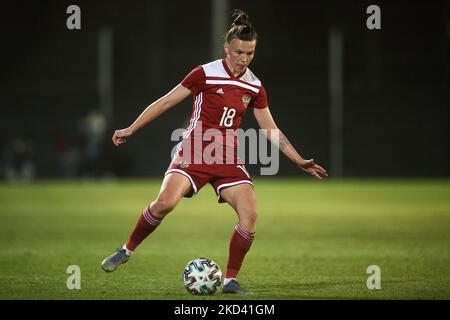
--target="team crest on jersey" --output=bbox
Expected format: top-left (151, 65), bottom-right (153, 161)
top-left (178, 159), bottom-right (190, 168)
top-left (242, 94), bottom-right (251, 108)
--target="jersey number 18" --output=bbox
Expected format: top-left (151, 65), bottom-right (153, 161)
top-left (219, 107), bottom-right (236, 127)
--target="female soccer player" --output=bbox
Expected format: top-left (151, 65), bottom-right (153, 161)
top-left (101, 9), bottom-right (327, 294)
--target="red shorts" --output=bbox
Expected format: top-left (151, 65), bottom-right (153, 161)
top-left (165, 156), bottom-right (253, 203)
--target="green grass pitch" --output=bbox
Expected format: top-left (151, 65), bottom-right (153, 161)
top-left (0, 178), bottom-right (449, 300)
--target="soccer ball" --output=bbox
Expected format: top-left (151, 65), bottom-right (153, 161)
top-left (182, 258), bottom-right (222, 295)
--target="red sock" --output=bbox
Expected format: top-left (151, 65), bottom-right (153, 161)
top-left (225, 224), bottom-right (255, 279)
top-left (125, 206), bottom-right (161, 251)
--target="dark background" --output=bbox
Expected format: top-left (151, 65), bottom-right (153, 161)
top-left (1, 0), bottom-right (448, 179)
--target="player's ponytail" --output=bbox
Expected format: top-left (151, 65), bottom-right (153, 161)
top-left (225, 9), bottom-right (257, 42)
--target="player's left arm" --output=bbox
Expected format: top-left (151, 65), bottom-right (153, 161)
top-left (253, 107), bottom-right (328, 179)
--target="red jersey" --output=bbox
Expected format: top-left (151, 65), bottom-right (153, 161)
top-left (178, 59), bottom-right (268, 163)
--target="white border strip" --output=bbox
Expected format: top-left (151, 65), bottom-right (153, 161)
top-left (174, 92), bottom-right (203, 159)
top-left (165, 169), bottom-right (198, 194)
top-left (236, 165), bottom-right (251, 179)
top-left (216, 180), bottom-right (254, 200)
top-left (206, 80), bottom-right (259, 93)
top-left (183, 92), bottom-right (202, 140)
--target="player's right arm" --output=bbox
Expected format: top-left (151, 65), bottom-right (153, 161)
top-left (112, 84), bottom-right (191, 146)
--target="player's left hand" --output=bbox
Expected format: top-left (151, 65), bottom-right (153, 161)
top-left (298, 159), bottom-right (328, 180)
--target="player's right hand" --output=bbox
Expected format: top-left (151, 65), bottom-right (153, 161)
top-left (112, 128), bottom-right (133, 146)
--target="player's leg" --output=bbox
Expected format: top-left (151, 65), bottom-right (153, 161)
top-left (101, 172), bottom-right (192, 272)
top-left (219, 183), bottom-right (257, 293)
top-left (125, 172), bottom-right (192, 250)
